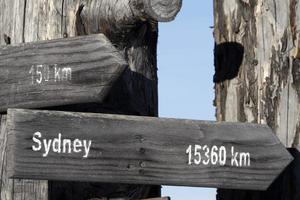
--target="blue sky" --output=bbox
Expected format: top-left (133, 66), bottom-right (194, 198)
top-left (157, 1), bottom-right (216, 199)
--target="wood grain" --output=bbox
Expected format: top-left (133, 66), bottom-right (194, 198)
top-left (214, 0), bottom-right (300, 199)
top-left (0, 0), bottom-right (163, 198)
top-left (6, 109), bottom-right (293, 191)
top-left (141, 0), bottom-right (182, 22)
top-left (0, 34), bottom-right (127, 112)
top-left (0, 115), bottom-right (48, 200)
top-left (76, 0), bottom-right (182, 25)
top-left (0, 0), bottom-right (49, 198)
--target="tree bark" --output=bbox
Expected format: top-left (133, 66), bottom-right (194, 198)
top-left (214, 0), bottom-right (300, 199)
top-left (0, 0), bottom-right (181, 199)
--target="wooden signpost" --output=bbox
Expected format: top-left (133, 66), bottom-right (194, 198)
top-left (6, 109), bottom-right (293, 191)
top-left (0, 34), bottom-right (127, 112)
top-left (0, 1), bottom-right (296, 199)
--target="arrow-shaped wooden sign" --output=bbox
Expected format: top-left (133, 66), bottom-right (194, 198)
top-left (0, 34), bottom-right (127, 112)
top-left (6, 109), bottom-right (293, 190)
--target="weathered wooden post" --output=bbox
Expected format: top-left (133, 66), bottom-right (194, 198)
top-left (0, 0), bottom-right (182, 199)
top-left (214, 0), bottom-right (300, 199)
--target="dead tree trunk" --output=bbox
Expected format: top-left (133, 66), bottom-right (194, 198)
top-left (214, 0), bottom-right (299, 199)
top-left (0, 0), bottom-right (181, 199)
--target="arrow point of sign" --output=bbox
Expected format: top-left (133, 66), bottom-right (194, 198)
top-left (261, 132), bottom-right (294, 191)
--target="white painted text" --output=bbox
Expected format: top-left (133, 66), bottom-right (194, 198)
top-left (32, 132), bottom-right (92, 158)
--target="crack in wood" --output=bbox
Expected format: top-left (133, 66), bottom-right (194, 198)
top-left (22, 0), bottom-right (27, 43)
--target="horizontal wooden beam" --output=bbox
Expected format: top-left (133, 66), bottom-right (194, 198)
top-left (0, 34), bottom-right (127, 112)
top-left (6, 109), bottom-right (293, 190)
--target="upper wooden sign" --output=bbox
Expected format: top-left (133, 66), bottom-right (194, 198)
top-left (0, 34), bottom-right (127, 112)
top-left (6, 109), bottom-right (293, 190)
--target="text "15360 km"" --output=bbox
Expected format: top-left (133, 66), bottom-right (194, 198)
top-left (186, 145), bottom-right (251, 167)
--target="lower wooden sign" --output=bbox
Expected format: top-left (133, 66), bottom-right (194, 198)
top-left (6, 109), bottom-right (293, 190)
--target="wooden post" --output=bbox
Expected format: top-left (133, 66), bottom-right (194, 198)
top-left (0, 0), bottom-right (182, 199)
top-left (214, 0), bottom-right (300, 199)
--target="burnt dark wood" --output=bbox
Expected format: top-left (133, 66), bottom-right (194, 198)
top-left (7, 109), bottom-right (292, 191)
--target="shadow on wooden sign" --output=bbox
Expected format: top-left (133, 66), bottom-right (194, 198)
top-left (0, 34), bottom-right (127, 113)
